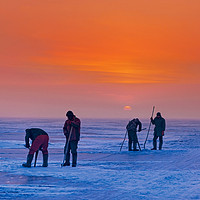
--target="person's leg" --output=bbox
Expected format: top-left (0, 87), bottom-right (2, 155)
top-left (152, 135), bottom-right (158, 150)
top-left (41, 135), bottom-right (49, 167)
top-left (63, 141), bottom-right (71, 166)
top-left (29, 135), bottom-right (43, 155)
top-left (159, 136), bottom-right (163, 150)
top-left (22, 154), bottom-right (34, 167)
top-left (71, 141), bottom-right (78, 167)
top-left (133, 141), bottom-right (137, 150)
top-left (128, 131), bottom-right (133, 151)
top-left (133, 132), bottom-right (139, 151)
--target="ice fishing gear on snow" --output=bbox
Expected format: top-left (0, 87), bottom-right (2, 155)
top-left (34, 150), bottom-right (39, 167)
top-left (144, 106), bottom-right (155, 149)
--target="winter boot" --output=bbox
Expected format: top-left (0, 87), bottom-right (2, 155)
top-left (159, 137), bottom-right (163, 150)
top-left (42, 154), bottom-right (48, 167)
top-left (22, 154), bottom-right (34, 168)
top-left (133, 149), bottom-right (139, 151)
top-left (128, 141), bottom-right (132, 151)
top-left (63, 162), bottom-right (70, 166)
top-left (133, 141), bottom-right (139, 151)
top-left (72, 153), bottom-right (77, 167)
top-left (152, 139), bottom-right (157, 150)
top-left (63, 152), bottom-right (70, 166)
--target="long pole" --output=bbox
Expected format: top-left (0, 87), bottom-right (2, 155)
top-left (61, 126), bottom-right (73, 167)
top-left (137, 140), bottom-right (141, 151)
top-left (34, 150), bottom-right (39, 167)
top-left (136, 128), bottom-right (146, 151)
top-left (120, 130), bottom-right (128, 151)
top-left (144, 106), bottom-right (155, 149)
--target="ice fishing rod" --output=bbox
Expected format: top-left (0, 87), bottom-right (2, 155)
top-left (136, 128), bottom-right (146, 151)
top-left (120, 128), bottom-right (146, 151)
top-left (143, 106), bottom-right (155, 149)
top-left (61, 126), bottom-right (73, 167)
top-left (120, 130), bottom-right (128, 151)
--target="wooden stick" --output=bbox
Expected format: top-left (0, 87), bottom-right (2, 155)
top-left (144, 106), bottom-right (155, 149)
top-left (34, 150), bottom-right (39, 167)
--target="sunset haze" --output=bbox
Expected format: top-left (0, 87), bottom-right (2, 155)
top-left (1, 0), bottom-right (200, 119)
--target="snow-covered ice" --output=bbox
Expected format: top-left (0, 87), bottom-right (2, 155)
top-left (0, 118), bottom-right (200, 199)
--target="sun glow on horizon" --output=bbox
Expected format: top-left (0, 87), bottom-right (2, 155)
top-left (124, 106), bottom-right (132, 111)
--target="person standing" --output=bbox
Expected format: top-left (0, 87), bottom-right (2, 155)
top-left (63, 111), bottom-right (81, 167)
top-left (151, 112), bottom-right (166, 150)
top-left (22, 128), bottom-right (49, 167)
top-left (126, 118), bottom-right (142, 151)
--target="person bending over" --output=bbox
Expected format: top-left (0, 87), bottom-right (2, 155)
top-left (126, 118), bottom-right (142, 151)
top-left (22, 128), bottom-right (49, 167)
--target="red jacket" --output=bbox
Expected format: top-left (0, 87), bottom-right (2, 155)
top-left (63, 116), bottom-right (81, 141)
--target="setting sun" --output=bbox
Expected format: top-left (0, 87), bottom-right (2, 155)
top-left (124, 106), bottom-right (132, 111)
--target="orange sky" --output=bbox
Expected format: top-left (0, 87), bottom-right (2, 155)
top-left (0, 0), bottom-right (200, 119)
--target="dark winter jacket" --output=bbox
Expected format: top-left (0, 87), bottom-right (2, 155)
top-left (63, 116), bottom-right (81, 141)
top-left (151, 117), bottom-right (166, 137)
top-left (25, 128), bottom-right (48, 148)
top-left (126, 118), bottom-right (142, 132)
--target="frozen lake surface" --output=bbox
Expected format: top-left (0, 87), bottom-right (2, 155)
top-left (0, 118), bottom-right (200, 199)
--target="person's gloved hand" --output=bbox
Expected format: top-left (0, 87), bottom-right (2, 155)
top-left (162, 131), bottom-right (164, 136)
top-left (24, 144), bottom-right (30, 149)
top-left (71, 121), bottom-right (77, 127)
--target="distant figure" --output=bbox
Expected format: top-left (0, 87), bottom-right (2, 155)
top-left (151, 112), bottom-right (166, 150)
top-left (126, 118), bottom-right (142, 151)
top-left (22, 128), bottom-right (49, 167)
top-left (63, 111), bottom-right (81, 167)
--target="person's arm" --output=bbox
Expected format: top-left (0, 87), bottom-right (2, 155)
top-left (25, 131), bottom-right (30, 148)
top-left (71, 118), bottom-right (81, 141)
top-left (162, 119), bottom-right (166, 131)
top-left (138, 120), bottom-right (142, 132)
top-left (126, 121), bottom-right (130, 130)
top-left (151, 117), bottom-right (155, 125)
top-left (161, 118), bottom-right (165, 136)
top-left (63, 121), bottom-right (69, 136)
top-left (71, 118), bottom-right (80, 128)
